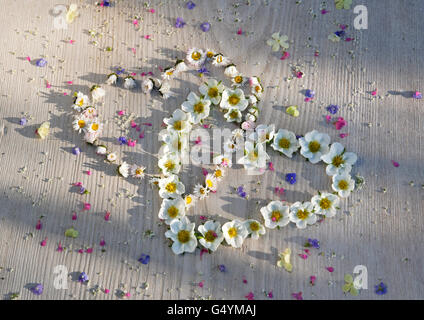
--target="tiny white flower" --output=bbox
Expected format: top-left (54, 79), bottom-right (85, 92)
top-left (244, 219), bottom-right (266, 240)
top-left (174, 60), bottom-right (188, 73)
top-left (260, 200), bottom-right (290, 229)
top-left (198, 220), bottom-right (224, 252)
top-left (118, 161), bottom-right (130, 178)
top-left (266, 32), bottom-right (289, 52)
top-left (72, 114), bottom-right (89, 133)
top-left (181, 92), bottom-right (211, 124)
top-left (248, 77), bottom-right (264, 97)
top-left (199, 78), bottom-right (225, 105)
top-left (232, 128), bottom-right (245, 141)
top-left (272, 129), bottom-right (300, 158)
top-left (142, 78), bottom-right (154, 94)
top-left (158, 197), bottom-right (186, 224)
top-left (186, 48), bottom-right (206, 68)
top-left (223, 138), bottom-right (240, 154)
top-left (81, 106), bottom-right (97, 120)
top-left (224, 65), bottom-right (238, 78)
top-left (83, 130), bottom-right (99, 144)
top-left (158, 175), bottom-right (186, 199)
top-left (184, 194), bottom-right (197, 209)
top-left (131, 165), bottom-right (146, 179)
top-left (249, 124), bottom-right (275, 144)
top-left (73, 92), bottom-right (90, 111)
top-left (289, 202), bottom-right (317, 229)
top-left (212, 54), bottom-right (230, 67)
top-left (106, 152), bottom-right (117, 162)
top-left (213, 154), bottom-right (232, 168)
top-left (249, 95), bottom-right (258, 106)
top-left (224, 108), bottom-right (243, 123)
top-left (193, 184), bottom-right (209, 200)
top-left (332, 173), bottom-right (355, 198)
top-left (124, 76), bottom-right (137, 89)
top-left (86, 120), bottom-right (103, 134)
top-left (165, 216), bottom-right (197, 255)
top-left (213, 167), bottom-right (225, 180)
top-left (90, 85), bottom-right (105, 102)
top-left (299, 130), bottom-right (331, 164)
top-left (96, 145), bottom-right (107, 155)
top-left (159, 81), bottom-right (172, 99)
top-left (222, 220), bottom-right (248, 248)
top-left (311, 192), bottom-right (340, 217)
top-left (231, 74), bottom-right (246, 87)
top-left (163, 109), bottom-right (192, 133)
top-left (238, 141), bottom-right (269, 171)
top-left (245, 113), bottom-right (256, 122)
top-left (321, 142), bottom-right (358, 176)
top-left (158, 153), bottom-right (181, 176)
top-left (205, 49), bottom-right (216, 59)
top-left (106, 73), bottom-right (118, 85)
top-left (161, 67), bottom-right (176, 81)
top-left (205, 174), bottom-right (218, 191)
top-left (220, 88), bottom-right (248, 111)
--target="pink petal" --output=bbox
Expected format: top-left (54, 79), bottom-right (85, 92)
top-left (326, 267), bottom-right (334, 273)
top-left (391, 160), bottom-right (399, 167)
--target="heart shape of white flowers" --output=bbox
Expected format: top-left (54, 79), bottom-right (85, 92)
top-left (70, 48), bottom-right (358, 256)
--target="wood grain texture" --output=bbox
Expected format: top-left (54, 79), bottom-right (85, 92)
top-left (0, 0), bottom-right (423, 300)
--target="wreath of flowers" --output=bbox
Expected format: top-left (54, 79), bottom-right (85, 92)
top-left (69, 47), bottom-right (358, 256)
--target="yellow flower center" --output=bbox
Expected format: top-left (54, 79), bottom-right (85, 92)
top-left (228, 227), bottom-right (237, 238)
top-left (255, 85), bottom-right (261, 93)
top-left (199, 187), bottom-right (205, 195)
top-left (166, 70), bottom-right (173, 76)
top-left (177, 230), bottom-right (190, 243)
top-left (78, 98), bottom-right (84, 106)
top-left (165, 182), bottom-right (177, 193)
top-left (278, 138), bottom-right (290, 149)
top-left (214, 169), bottom-right (222, 178)
top-left (217, 56), bottom-right (223, 63)
top-left (78, 120), bottom-right (85, 128)
top-left (271, 210), bottom-right (281, 222)
top-left (185, 196), bottom-right (192, 205)
top-left (228, 94), bottom-right (240, 106)
top-left (193, 102), bottom-right (204, 113)
top-left (229, 110), bottom-right (239, 119)
top-left (173, 120), bottom-right (182, 131)
top-left (234, 75), bottom-right (243, 84)
top-left (208, 87), bottom-right (219, 98)
top-left (167, 206), bottom-right (179, 218)
top-left (164, 160), bottom-right (175, 171)
top-left (206, 51), bottom-right (214, 58)
top-left (250, 221), bottom-right (260, 232)
top-left (309, 141), bottom-right (321, 153)
top-left (191, 51), bottom-right (201, 61)
top-left (135, 168), bottom-right (144, 176)
top-left (248, 150), bottom-right (258, 161)
top-left (206, 179), bottom-right (214, 188)
top-left (91, 123), bottom-right (99, 131)
top-left (319, 198), bottom-right (331, 210)
top-left (332, 155), bottom-right (345, 167)
top-left (297, 210), bottom-right (309, 220)
top-left (205, 230), bottom-right (216, 242)
top-left (338, 180), bottom-right (349, 190)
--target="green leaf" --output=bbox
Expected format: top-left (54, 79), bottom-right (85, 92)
top-left (65, 227), bottom-right (79, 238)
top-left (350, 287), bottom-right (359, 296)
top-left (344, 274), bottom-right (353, 284)
top-left (342, 283), bottom-right (352, 293)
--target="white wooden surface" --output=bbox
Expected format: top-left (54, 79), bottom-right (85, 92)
top-left (0, 0), bottom-right (423, 300)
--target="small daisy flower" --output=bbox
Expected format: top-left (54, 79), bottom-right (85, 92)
top-left (249, 95), bottom-right (258, 106)
top-left (224, 65), bottom-right (239, 78)
top-left (260, 200), bottom-right (290, 229)
top-left (181, 92), bottom-right (211, 124)
top-left (193, 184), bottom-right (209, 200)
top-left (266, 32), bottom-right (289, 52)
top-left (198, 220), bottom-right (224, 252)
top-left (165, 216), bottom-right (197, 255)
top-left (106, 73), bottom-right (118, 85)
top-left (238, 141), bottom-right (269, 171)
top-left (96, 145), bottom-right (107, 155)
top-left (86, 120), bottom-right (103, 134)
top-left (131, 165), bottom-right (146, 179)
top-left (249, 124), bottom-right (275, 144)
top-left (249, 77), bottom-right (264, 97)
top-left (106, 152), bottom-right (117, 162)
top-left (90, 85), bottom-right (106, 102)
top-left (321, 142), bottom-right (358, 176)
top-left (244, 219), bottom-right (266, 240)
top-left (158, 153), bottom-right (181, 176)
top-left (158, 175), bottom-right (186, 199)
top-left (311, 192), bottom-right (340, 217)
top-left (213, 154), bottom-right (232, 168)
top-left (272, 129), bottom-right (300, 158)
top-left (231, 74), bottom-right (246, 87)
top-left (223, 108), bottom-right (243, 123)
top-left (118, 162), bottom-right (130, 178)
top-left (184, 194), bottom-right (197, 209)
top-left (161, 67), bottom-right (176, 81)
top-left (158, 197), bottom-right (186, 224)
top-left (81, 107), bottom-right (97, 119)
top-left (212, 54), bottom-right (230, 67)
top-left (142, 78), bottom-right (154, 94)
top-left (222, 220), bottom-right (248, 248)
top-left (289, 202), bottom-right (317, 229)
top-left (186, 48), bottom-right (206, 68)
top-left (199, 78), bottom-right (225, 105)
top-left (123, 76), bottom-right (136, 89)
top-left (158, 81), bottom-right (172, 99)
top-left (205, 49), bottom-right (215, 59)
top-left (299, 130), bottom-right (331, 164)
top-left (163, 109), bottom-right (192, 133)
top-left (220, 88), bottom-right (248, 111)
top-left (223, 139), bottom-right (239, 154)
top-left (72, 115), bottom-right (89, 133)
top-left (83, 131), bottom-right (99, 144)
top-left (174, 60), bottom-right (188, 73)
top-left (205, 174), bottom-right (218, 191)
top-left (332, 173), bottom-right (355, 198)
top-left (73, 92), bottom-right (90, 111)
top-left (232, 128), bottom-right (245, 141)
top-left (213, 167), bottom-right (225, 180)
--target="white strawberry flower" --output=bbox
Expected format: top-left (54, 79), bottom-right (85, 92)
top-left (289, 202), bottom-right (317, 229)
top-left (321, 142), bottom-right (358, 176)
top-left (165, 216), bottom-right (197, 255)
top-left (299, 130), bottom-right (331, 164)
top-left (272, 129), bottom-right (300, 158)
top-left (222, 220), bottom-right (248, 248)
